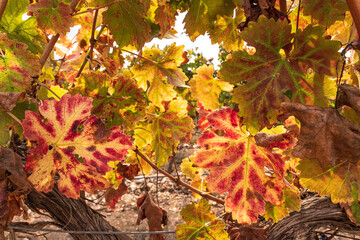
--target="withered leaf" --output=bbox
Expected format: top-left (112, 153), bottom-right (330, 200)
top-left (136, 193), bottom-right (167, 240)
top-left (0, 92), bottom-right (24, 112)
top-left (281, 102), bottom-right (360, 166)
top-left (0, 147), bottom-right (30, 194)
top-left (337, 85), bottom-right (360, 116)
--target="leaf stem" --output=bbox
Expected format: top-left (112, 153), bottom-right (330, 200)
top-left (71, 1), bottom-right (118, 16)
top-left (296, 0), bottom-right (301, 31)
top-left (6, 112), bottom-right (22, 125)
top-left (35, 79), bottom-right (61, 100)
top-left (120, 48), bottom-right (158, 65)
top-left (133, 148), bottom-right (225, 205)
top-left (0, 0), bottom-right (8, 22)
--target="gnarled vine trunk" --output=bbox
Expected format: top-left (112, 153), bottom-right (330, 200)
top-left (268, 195), bottom-right (360, 240)
top-left (26, 186), bottom-right (131, 240)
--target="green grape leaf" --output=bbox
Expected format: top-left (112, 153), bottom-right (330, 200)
top-left (71, 71), bottom-right (146, 129)
top-left (176, 199), bottom-right (228, 240)
top-left (219, 16), bottom-right (340, 133)
top-left (189, 65), bottom-right (233, 110)
top-left (150, 98), bottom-right (194, 166)
top-left (27, 0), bottom-right (74, 36)
top-left (131, 44), bottom-right (188, 111)
top-left (193, 108), bottom-right (287, 224)
top-left (349, 183), bottom-right (360, 225)
top-left (183, 0), bottom-right (235, 40)
top-left (103, 0), bottom-right (150, 49)
top-left (0, 0), bottom-right (44, 53)
top-left (302, 0), bottom-right (348, 27)
top-left (265, 189), bottom-right (301, 223)
top-left (0, 39), bottom-right (41, 92)
top-left (209, 13), bottom-right (245, 52)
top-left (22, 94), bottom-right (133, 198)
top-left (154, 2), bottom-right (178, 36)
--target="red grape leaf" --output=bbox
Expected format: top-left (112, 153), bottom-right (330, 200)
top-left (219, 16), bottom-right (340, 133)
top-left (193, 108), bottom-right (286, 224)
top-left (102, 1), bottom-right (150, 49)
top-left (27, 0), bottom-right (74, 36)
top-left (105, 181), bottom-right (128, 210)
top-left (302, 0), bottom-right (348, 27)
top-left (136, 193), bottom-right (168, 240)
top-left (22, 94), bottom-right (133, 198)
top-left (131, 44), bottom-right (188, 111)
top-left (183, 0), bottom-right (235, 41)
top-left (176, 199), bottom-right (228, 240)
top-left (71, 71), bottom-right (146, 129)
top-left (154, 2), bottom-right (178, 36)
top-left (0, 39), bottom-right (41, 92)
top-left (189, 65), bottom-right (233, 111)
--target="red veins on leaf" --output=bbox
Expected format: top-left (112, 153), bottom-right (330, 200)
top-left (193, 108), bottom-right (287, 224)
top-left (22, 94), bottom-right (133, 198)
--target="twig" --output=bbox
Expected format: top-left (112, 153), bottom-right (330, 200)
top-left (279, 0), bottom-right (287, 13)
top-left (136, 149), bottom-right (149, 193)
top-left (88, 9), bottom-right (99, 69)
top-left (6, 112), bottom-right (22, 125)
top-left (0, 0), bottom-right (8, 22)
top-left (133, 148), bottom-right (225, 205)
top-left (76, 24), bottom-right (106, 78)
top-left (296, 0), bottom-right (302, 31)
top-left (39, 0), bottom-right (79, 68)
top-left (71, 1), bottom-right (118, 16)
top-left (172, 145), bottom-right (181, 183)
top-left (35, 79), bottom-right (61, 100)
top-left (120, 48), bottom-right (158, 65)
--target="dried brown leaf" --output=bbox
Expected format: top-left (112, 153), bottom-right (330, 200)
top-left (337, 85), bottom-right (360, 116)
top-left (0, 92), bottom-right (24, 112)
top-left (281, 103), bottom-right (360, 166)
top-left (136, 193), bottom-right (168, 240)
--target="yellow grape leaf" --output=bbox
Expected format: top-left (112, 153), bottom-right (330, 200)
top-left (189, 65), bottom-right (233, 110)
top-left (176, 199), bottom-right (228, 240)
top-left (131, 44), bottom-right (188, 111)
top-left (22, 94), bottom-right (133, 198)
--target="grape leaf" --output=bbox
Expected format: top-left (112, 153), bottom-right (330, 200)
top-left (219, 16), bottom-right (340, 133)
top-left (183, 0), bottom-right (235, 40)
top-left (150, 98), bottom-right (194, 166)
top-left (302, 0), bottom-right (348, 27)
top-left (193, 108), bottom-right (286, 224)
top-left (176, 199), bottom-right (228, 240)
top-left (281, 102), bottom-right (360, 166)
top-left (126, 145), bottom-right (153, 175)
top-left (27, 0), bottom-right (74, 36)
top-left (22, 94), bottom-right (133, 198)
top-left (154, 1), bottom-right (178, 36)
top-left (209, 13), bottom-right (245, 52)
top-left (264, 189), bottom-right (301, 223)
top-left (0, 0), bottom-right (44, 53)
top-left (297, 158), bottom-right (360, 203)
top-left (189, 65), bottom-right (233, 110)
top-left (102, 0), bottom-right (150, 49)
top-left (105, 181), bottom-right (128, 210)
top-left (71, 71), bottom-right (146, 129)
top-left (136, 193), bottom-right (168, 240)
top-left (181, 157), bottom-right (207, 199)
top-left (0, 39), bottom-right (41, 92)
top-left (131, 44), bottom-right (188, 111)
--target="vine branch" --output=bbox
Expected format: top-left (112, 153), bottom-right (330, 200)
top-left (0, 0), bottom-right (8, 22)
top-left (279, 0), bottom-right (287, 13)
top-left (133, 148), bottom-right (225, 205)
top-left (39, 0), bottom-right (80, 68)
top-left (346, 0), bottom-right (360, 38)
top-left (88, 9), bottom-right (99, 69)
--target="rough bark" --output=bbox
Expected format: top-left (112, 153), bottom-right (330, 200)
top-left (26, 186), bottom-right (131, 240)
top-left (268, 194), bottom-right (360, 240)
